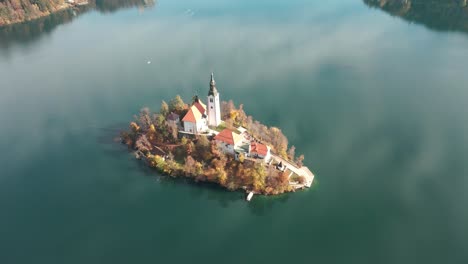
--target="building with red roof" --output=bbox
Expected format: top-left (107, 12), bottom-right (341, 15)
top-left (214, 128), bottom-right (243, 154)
top-left (249, 142), bottom-right (272, 162)
top-left (182, 104), bottom-right (207, 133)
top-left (179, 73), bottom-right (221, 134)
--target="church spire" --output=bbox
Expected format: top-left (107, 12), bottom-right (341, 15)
top-left (207, 72), bottom-right (221, 127)
top-left (208, 72), bottom-right (218, 96)
top-left (210, 72), bottom-right (215, 85)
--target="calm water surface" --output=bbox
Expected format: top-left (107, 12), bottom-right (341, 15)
top-left (1, 0), bottom-right (468, 263)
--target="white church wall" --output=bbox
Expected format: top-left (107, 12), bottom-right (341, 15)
top-left (184, 122), bottom-right (195, 133)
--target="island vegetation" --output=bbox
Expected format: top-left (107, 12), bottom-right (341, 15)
top-left (121, 93), bottom-right (312, 196)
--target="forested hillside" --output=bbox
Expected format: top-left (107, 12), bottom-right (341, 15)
top-left (0, 0), bottom-right (155, 26)
top-left (0, 0), bottom-right (71, 26)
top-left (364, 0), bottom-right (468, 33)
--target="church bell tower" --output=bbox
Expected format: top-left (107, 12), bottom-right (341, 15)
top-left (207, 73), bottom-right (221, 127)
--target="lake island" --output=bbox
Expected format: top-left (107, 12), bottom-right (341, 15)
top-left (121, 73), bottom-right (314, 199)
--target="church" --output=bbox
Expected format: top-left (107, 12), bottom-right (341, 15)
top-left (181, 73), bottom-right (222, 133)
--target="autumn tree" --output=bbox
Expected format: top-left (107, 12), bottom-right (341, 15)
top-left (169, 95), bottom-right (186, 114)
top-left (167, 151), bottom-right (175, 161)
top-left (221, 100), bottom-right (235, 120)
top-left (278, 171), bottom-right (289, 185)
top-left (217, 168), bottom-right (228, 185)
top-left (210, 141), bottom-right (222, 159)
top-left (238, 153), bottom-right (245, 163)
top-left (155, 114), bottom-right (165, 129)
top-left (184, 156), bottom-right (196, 177)
top-left (147, 124), bottom-right (157, 143)
top-left (168, 121), bottom-right (179, 142)
top-left (135, 135), bottom-right (152, 154)
top-left (130, 122), bottom-right (140, 134)
top-left (234, 104), bottom-right (248, 126)
top-left (194, 161), bottom-right (204, 179)
top-left (245, 115), bottom-right (253, 130)
top-left (266, 165), bottom-right (279, 178)
top-left (224, 118), bottom-right (234, 130)
top-left (195, 136), bottom-right (211, 160)
top-left (250, 163), bottom-right (267, 192)
top-left (297, 176), bottom-right (306, 184)
top-left (151, 155), bottom-right (167, 171)
top-left (287, 145), bottom-right (296, 161)
top-left (211, 154), bottom-right (227, 170)
top-left (136, 107), bottom-right (152, 132)
top-left (295, 154), bottom-right (305, 167)
top-left (185, 140), bottom-right (195, 156)
top-left (160, 100), bottom-right (169, 117)
top-left (270, 127), bottom-right (288, 158)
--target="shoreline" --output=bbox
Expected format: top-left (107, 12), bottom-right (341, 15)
top-left (134, 148), bottom-right (314, 198)
top-left (0, 3), bottom-right (80, 27)
top-left (121, 88), bottom-right (315, 199)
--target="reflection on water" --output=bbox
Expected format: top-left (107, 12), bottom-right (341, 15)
top-left (95, 0), bottom-right (155, 13)
top-left (364, 0), bottom-right (468, 34)
top-left (0, 0), bottom-right (155, 49)
top-left (1, 0), bottom-right (468, 263)
top-left (98, 122), bottom-right (290, 215)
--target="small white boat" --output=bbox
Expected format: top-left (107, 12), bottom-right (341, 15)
top-left (246, 192), bottom-right (254, 202)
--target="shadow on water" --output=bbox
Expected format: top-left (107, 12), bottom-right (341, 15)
top-left (97, 122), bottom-right (302, 213)
top-left (0, 0), bottom-right (155, 50)
top-left (157, 176), bottom-right (297, 215)
top-left (363, 0), bottom-right (468, 35)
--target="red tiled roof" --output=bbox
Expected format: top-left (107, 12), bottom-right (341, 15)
top-left (182, 108), bottom-right (196, 123)
top-left (193, 101), bottom-right (206, 115)
top-left (214, 129), bottom-right (242, 146)
top-left (250, 142), bottom-right (269, 156)
top-left (182, 105), bottom-right (203, 123)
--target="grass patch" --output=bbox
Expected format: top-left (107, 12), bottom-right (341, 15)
top-left (212, 122), bottom-right (227, 132)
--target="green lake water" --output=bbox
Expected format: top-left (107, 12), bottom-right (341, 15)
top-left (1, 0), bottom-right (468, 263)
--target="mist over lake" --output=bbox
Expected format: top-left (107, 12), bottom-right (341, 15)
top-left (1, 0), bottom-right (468, 263)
